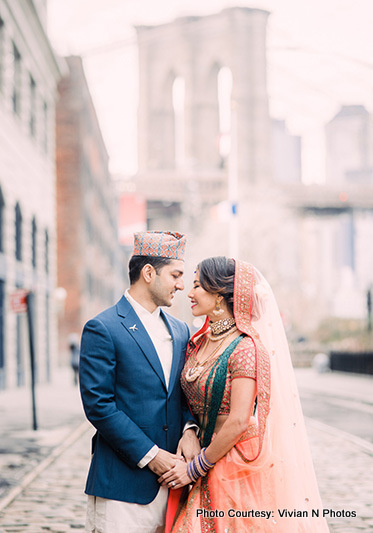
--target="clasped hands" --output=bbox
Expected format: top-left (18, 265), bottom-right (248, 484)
top-left (148, 428), bottom-right (201, 490)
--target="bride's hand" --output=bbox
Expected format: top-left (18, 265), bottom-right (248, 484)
top-left (158, 459), bottom-right (192, 489)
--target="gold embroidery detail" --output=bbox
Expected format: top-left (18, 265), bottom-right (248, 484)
top-left (181, 336), bottom-right (257, 416)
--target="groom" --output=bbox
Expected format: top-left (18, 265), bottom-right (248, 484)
top-left (79, 231), bottom-right (199, 532)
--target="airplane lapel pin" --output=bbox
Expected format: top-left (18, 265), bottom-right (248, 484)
top-left (129, 324), bottom-right (138, 332)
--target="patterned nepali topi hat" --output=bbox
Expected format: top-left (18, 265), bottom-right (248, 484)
top-left (133, 231), bottom-right (186, 261)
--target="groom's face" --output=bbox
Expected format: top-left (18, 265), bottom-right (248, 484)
top-left (148, 259), bottom-right (185, 307)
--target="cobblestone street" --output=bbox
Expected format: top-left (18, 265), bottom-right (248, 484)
top-left (0, 368), bottom-right (85, 504)
top-left (0, 417), bottom-right (372, 532)
top-left (308, 421), bottom-right (373, 532)
top-left (0, 424), bottom-right (91, 532)
top-left (0, 368), bottom-right (372, 532)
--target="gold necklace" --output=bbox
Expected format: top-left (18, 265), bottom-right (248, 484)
top-left (209, 317), bottom-right (236, 336)
top-left (184, 330), bottom-right (237, 382)
top-left (208, 325), bottom-right (237, 341)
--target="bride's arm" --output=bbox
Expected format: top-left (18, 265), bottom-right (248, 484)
top-left (203, 377), bottom-right (256, 464)
top-left (158, 377), bottom-right (256, 489)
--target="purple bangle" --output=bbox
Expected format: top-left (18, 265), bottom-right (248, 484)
top-left (197, 453), bottom-right (209, 473)
top-left (187, 461), bottom-right (198, 482)
top-left (192, 458), bottom-right (201, 479)
top-left (195, 455), bottom-right (207, 477)
top-left (201, 448), bottom-right (215, 468)
top-left (187, 450), bottom-right (214, 484)
top-left (186, 462), bottom-right (193, 482)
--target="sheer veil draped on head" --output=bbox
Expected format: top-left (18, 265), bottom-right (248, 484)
top-left (234, 260), bottom-right (328, 531)
top-left (190, 260), bottom-right (329, 531)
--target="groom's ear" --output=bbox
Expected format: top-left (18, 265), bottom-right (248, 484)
top-left (141, 263), bottom-right (155, 284)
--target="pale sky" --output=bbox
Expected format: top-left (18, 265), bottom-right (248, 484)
top-left (48, 0), bottom-right (373, 183)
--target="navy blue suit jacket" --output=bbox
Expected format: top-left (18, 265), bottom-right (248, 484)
top-left (79, 295), bottom-right (193, 504)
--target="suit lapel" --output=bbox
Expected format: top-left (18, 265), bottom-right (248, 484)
top-left (117, 296), bottom-right (167, 389)
top-left (162, 310), bottom-right (181, 397)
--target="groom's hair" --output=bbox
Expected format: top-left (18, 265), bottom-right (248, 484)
top-left (128, 255), bottom-right (173, 285)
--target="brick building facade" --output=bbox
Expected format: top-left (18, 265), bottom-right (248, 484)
top-left (56, 56), bottom-right (123, 363)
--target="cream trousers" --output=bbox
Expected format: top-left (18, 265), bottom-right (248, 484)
top-left (85, 486), bottom-right (168, 533)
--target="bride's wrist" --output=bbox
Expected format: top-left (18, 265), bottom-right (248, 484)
top-left (186, 448), bottom-right (216, 483)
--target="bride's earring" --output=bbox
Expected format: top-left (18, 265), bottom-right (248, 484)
top-left (213, 297), bottom-right (224, 316)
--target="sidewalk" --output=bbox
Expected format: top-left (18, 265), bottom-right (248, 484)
top-left (0, 366), bottom-right (86, 503)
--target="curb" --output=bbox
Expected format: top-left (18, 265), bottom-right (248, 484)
top-left (0, 420), bottom-right (91, 513)
top-left (305, 416), bottom-right (373, 457)
top-left (295, 369), bottom-right (373, 407)
top-left (300, 387), bottom-right (373, 410)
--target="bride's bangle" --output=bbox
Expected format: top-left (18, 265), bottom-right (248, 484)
top-left (201, 447), bottom-right (215, 469)
top-left (186, 460), bottom-right (199, 482)
top-left (186, 448), bottom-right (216, 483)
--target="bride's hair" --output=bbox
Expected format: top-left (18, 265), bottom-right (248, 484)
top-left (197, 256), bottom-right (235, 314)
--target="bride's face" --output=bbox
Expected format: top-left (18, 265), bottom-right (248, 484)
top-left (188, 270), bottom-right (217, 317)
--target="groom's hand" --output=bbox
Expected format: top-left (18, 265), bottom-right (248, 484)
top-left (147, 449), bottom-right (182, 476)
top-left (177, 428), bottom-right (201, 462)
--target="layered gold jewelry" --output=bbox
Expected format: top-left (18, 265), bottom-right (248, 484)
top-left (208, 317), bottom-right (236, 339)
top-left (184, 329), bottom-right (237, 382)
top-left (207, 325), bottom-right (237, 341)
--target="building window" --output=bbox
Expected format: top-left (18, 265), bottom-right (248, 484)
top-left (12, 43), bottom-right (21, 116)
top-left (43, 100), bottom-right (48, 153)
top-left (0, 18), bottom-right (4, 93)
top-left (32, 216), bottom-right (37, 268)
top-left (29, 75), bottom-right (36, 137)
top-left (45, 229), bottom-right (49, 274)
top-left (0, 279), bottom-right (5, 389)
top-left (0, 187), bottom-right (4, 253)
top-left (15, 202), bottom-right (22, 261)
top-left (45, 292), bottom-right (50, 381)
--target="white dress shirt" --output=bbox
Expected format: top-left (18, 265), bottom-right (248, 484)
top-left (126, 290), bottom-right (173, 388)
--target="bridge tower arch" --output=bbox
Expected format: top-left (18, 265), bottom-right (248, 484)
top-left (135, 7), bottom-right (272, 191)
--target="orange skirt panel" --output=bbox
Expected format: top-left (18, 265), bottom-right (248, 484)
top-left (169, 439), bottom-right (329, 533)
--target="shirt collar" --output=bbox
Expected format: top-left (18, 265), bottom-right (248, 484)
top-left (125, 289), bottom-right (161, 320)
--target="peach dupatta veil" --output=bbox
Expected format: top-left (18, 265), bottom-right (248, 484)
top-left (168, 261), bottom-right (329, 532)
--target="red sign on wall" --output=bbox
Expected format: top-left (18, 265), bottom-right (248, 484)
top-left (10, 290), bottom-right (28, 313)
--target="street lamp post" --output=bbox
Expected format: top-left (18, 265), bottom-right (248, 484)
top-left (228, 102), bottom-right (238, 258)
top-left (367, 288), bottom-right (372, 332)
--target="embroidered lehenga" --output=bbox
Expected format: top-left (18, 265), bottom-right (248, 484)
top-left (168, 261), bottom-right (329, 532)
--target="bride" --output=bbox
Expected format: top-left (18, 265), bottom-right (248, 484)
top-left (160, 256), bottom-right (329, 532)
